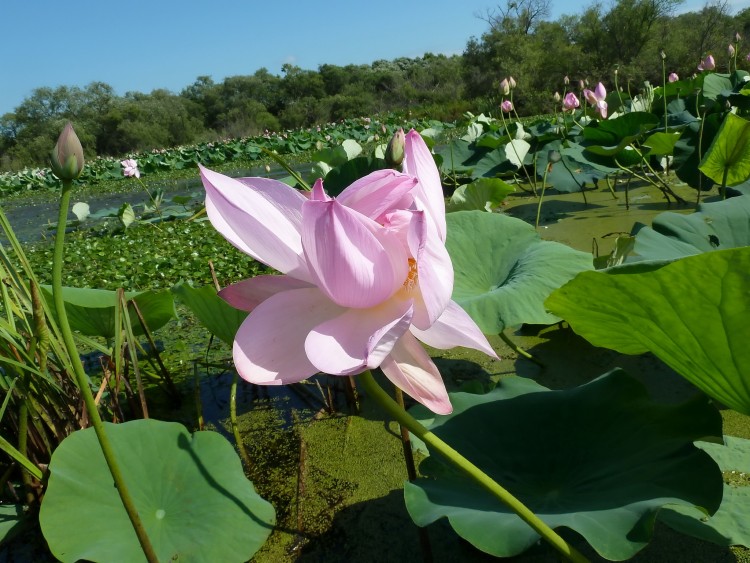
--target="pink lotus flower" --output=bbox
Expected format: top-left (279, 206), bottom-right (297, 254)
top-left (583, 82), bottom-right (608, 118)
top-left (199, 130), bottom-right (497, 414)
top-left (121, 159), bottom-right (140, 178)
top-left (562, 92), bottom-right (580, 111)
top-left (501, 99), bottom-right (513, 113)
top-left (697, 54), bottom-right (715, 71)
top-left (668, 72), bottom-right (679, 83)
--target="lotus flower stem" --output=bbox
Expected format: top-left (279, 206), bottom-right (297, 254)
top-left (498, 111), bottom-right (537, 196)
top-left (54, 180), bottom-right (159, 563)
top-left (358, 370), bottom-right (589, 563)
top-left (499, 332), bottom-right (544, 367)
top-left (230, 372), bottom-right (252, 468)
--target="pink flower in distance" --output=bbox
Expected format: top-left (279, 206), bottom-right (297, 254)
top-left (583, 82), bottom-right (608, 118)
top-left (121, 159), bottom-right (140, 178)
top-left (562, 92), bottom-right (580, 111)
top-left (668, 72), bottom-right (679, 83)
top-left (697, 54), bottom-right (715, 71)
top-left (501, 99), bottom-right (513, 113)
top-left (200, 130), bottom-right (497, 414)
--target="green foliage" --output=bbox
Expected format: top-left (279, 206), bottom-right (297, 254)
top-left (406, 369), bottom-right (724, 560)
top-left (40, 420), bottom-right (275, 563)
top-left (446, 210), bottom-right (594, 333)
top-left (546, 247), bottom-right (750, 415)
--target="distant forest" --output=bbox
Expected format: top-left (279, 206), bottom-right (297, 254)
top-left (3, 0), bottom-right (749, 170)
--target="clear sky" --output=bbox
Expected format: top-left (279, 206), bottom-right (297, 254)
top-left (4, 0), bottom-right (750, 117)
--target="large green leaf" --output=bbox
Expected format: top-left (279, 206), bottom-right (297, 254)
top-left (660, 436), bottom-right (750, 548)
top-left (446, 178), bottom-right (514, 212)
top-left (405, 370), bottom-right (723, 560)
top-left (40, 420), bottom-right (275, 562)
top-left (546, 248), bottom-right (750, 414)
top-left (536, 141), bottom-right (608, 193)
top-left (42, 286), bottom-right (176, 339)
top-left (673, 113), bottom-right (723, 191)
top-left (446, 211), bottom-right (593, 333)
top-left (172, 282), bottom-right (247, 345)
top-left (632, 195), bottom-right (750, 260)
top-left (699, 112), bottom-right (750, 186)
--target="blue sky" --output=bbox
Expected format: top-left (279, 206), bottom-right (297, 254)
top-left (4, 0), bottom-right (750, 117)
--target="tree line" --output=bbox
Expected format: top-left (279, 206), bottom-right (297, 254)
top-left (2, 0), bottom-right (748, 170)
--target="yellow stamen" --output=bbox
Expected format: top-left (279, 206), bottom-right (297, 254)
top-left (403, 258), bottom-right (418, 290)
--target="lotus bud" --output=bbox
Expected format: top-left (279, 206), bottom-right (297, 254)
top-left (579, 79), bottom-right (586, 90)
top-left (660, 50), bottom-right (666, 60)
top-left (548, 150), bottom-right (562, 164)
top-left (564, 75), bottom-right (570, 85)
top-left (736, 32), bottom-right (742, 42)
top-left (563, 92), bottom-right (580, 110)
top-left (729, 44), bottom-right (736, 57)
top-left (50, 122), bottom-right (84, 181)
top-left (668, 72), bottom-right (679, 83)
top-left (698, 54), bottom-right (715, 71)
top-left (385, 127), bottom-right (405, 167)
top-left (501, 99), bottom-right (513, 113)
top-left (500, 78), bottom-right (510, 96)
top-left (553, 91), bottom-right (561, 103)
top-left (508, 76), bottom-right (517, 89)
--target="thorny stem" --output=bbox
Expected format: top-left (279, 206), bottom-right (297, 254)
top-left (358, 370), bottom-right (589, 563)
top-left (54, 181), bottom-right (159, 563)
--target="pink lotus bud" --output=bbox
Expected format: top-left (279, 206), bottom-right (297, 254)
top-left (508, 76), bottom-right (517, 89)
top-left (729, 44), bottom-right (736, 57)
top-left (698, 54), bottom-right (715, 71)
top-left (50, 122), bottom-right (84, 181)
top-left (385, 127), bottom-right (405, 167)
top-left (500, 78), bottom-right (510, 95)
top-left (553, 91), bottom-right (561, 102)
top-left (501, 99), bottom-right (513, 113)
top-left (668, 72), bottom-right (679, 83)
top-left (563, 92), bottom-right (580, 110)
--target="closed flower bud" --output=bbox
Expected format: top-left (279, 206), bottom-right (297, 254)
top-left (50, 122), bottom-right (84, 181)
top-left (385, 127), bottom-right (405, 167)
top-left (564, 75), bottom-right (570, 85)
top-left (736, 32), bottom-right (742, 42)
top-left (729, 44), bottom-right (736, 57)
top-left (500, 78), bottom-right (510, 96)
top-left (508, 76), bottom-right (517, 89)
top-left (553, 91), bottom-right (561, 102)
top-left (501, 99), bottom-right (513, 113)
top-left (668, 72), bottom-right (679, 83)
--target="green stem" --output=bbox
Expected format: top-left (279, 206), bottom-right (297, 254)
top-left (499, 332), bottom-right (544, 367)
top-left (358, 370), bottom-right (588, 563)
top-left (535, 164), bottom-right (550, 229)
top-left (54, 181), bottom-right (159, 563)
top-left (230, 372), bottom-right (252, 469)
top-left (499, 112), bottom-right (536, 196)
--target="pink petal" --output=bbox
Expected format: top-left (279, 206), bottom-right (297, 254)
top-left (411, 300), bottom-right (499, 359)
top-left (402, 130), bottom-right (447, 242)
top-left (233, 288), bottom-right (343, 385)
top-left (219, 275), bottom-right (314, 312)
top-left (201, 165), bottom-right (312, 282)
top-left (413, 227), bottom-right (454, 329)
top-left (380, 333), bottom-right (452, 415)
top-left (337, 169), bottom-right (417, 222)
top-left (310, 178), bottom-right (329, 201)
top-left (301, 199), bottom-right (407, 308)
top-left (305, 298), bottom-right (414, 375)
top-left (594, 82), bottom-right (607, 100)
top-left (583, 89), bottom-right (596, 105)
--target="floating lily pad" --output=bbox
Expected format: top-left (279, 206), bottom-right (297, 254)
top-left (42, 286), bottom-right (176, 339)
top-left (631, 195), bottom-right (750, 261)
top-left (446, 211), bottom-right (593, 333)
top-left (40, 420), bottom-right (275, 563)
top-left (546, 247), bottom-right (750, 415)
top-left (405, 369), bottom-right (723, 560)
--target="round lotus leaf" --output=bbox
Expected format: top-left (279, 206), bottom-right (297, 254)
top-left (446, 210), bottom-right (593, 333)
top-left (405, 369), bottom-right (724, 560)
top-left (40, 419), bottom-right (275, 562)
